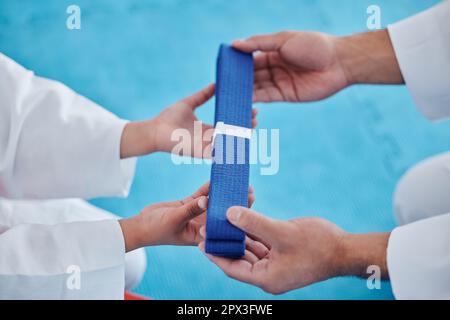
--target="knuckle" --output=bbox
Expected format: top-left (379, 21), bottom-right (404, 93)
top-left (188, 204), bottom-right (199, 215)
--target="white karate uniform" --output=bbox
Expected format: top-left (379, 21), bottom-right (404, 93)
top-left (388, 0), bottom-right (450, 299)
top-left (0, 53), bottom-right (145, 299)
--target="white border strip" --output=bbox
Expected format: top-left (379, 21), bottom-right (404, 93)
top-left (213, 121), bottom-right (252, 144)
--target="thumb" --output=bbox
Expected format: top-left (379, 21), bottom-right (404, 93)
top-left (179, 84), bottom-right (215, 110)
top-left (232, 32), bottom-right (291, 53)
top-left (174, 196), bottom-right (208, 223)
top-left (227, 206), bottom-right (279, 243)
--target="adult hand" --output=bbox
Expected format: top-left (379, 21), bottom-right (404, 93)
top-left (233, 29), bottom-right (403, 103)
top-left (120, 84), bottom-right (257, 158)
top-left (119, 182), bottom-right (255, 252)
top-left (199, 206), bottom-right (390, 294)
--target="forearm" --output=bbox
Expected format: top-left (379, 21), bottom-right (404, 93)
top-left (119, 216), bottom-right (145, 252)
top-left (335, 29), bottom-right (404, 85)
top-left (337, 231), bottom-right (391, 279)
top-left (120, 119), bottom-right (158, 158)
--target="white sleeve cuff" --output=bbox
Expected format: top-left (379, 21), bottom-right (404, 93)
top-left (387, 212), bottom-right (450, 299)
top-left (99, 119), bottom-right (137, 198)
top-left (387, 1), bottom-right (450, 121)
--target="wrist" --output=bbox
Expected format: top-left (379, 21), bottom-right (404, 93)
top-left (118, 215), bottom-right (146, 252)
top-left (120, 119), bottom-right (159, 158)
top-left (335, 231), bottom-right (390, 279)
top-left (335, 29), bottom-right (404, 85)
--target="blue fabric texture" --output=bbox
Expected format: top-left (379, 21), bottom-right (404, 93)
top-left (205, 44), bottom-right (253, 258)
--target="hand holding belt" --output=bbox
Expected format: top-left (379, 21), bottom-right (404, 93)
top-left (205, 44), bottom-right (253, 258)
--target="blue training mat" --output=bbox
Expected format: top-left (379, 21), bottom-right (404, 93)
top-left (205, 44), bottom-right (254, 258)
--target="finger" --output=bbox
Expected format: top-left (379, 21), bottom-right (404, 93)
top-left (253, 53), bottom-right (270, 70)
top-left (253, 52), bottom-right (284, 71)
top-left (264, 86), bottom-right (285, 102)
top-left (174, 196), bottom-right (208, 223)
top-left (202, 125), bottom-right (214, 159)
top-left (253, 87), bottom-right (285, 103)
top-left (193, 184), bottom-right (252, 205)
top-left (254, 68), bottom-right (290, 85)
top-left (149, 200), bottom-right (181, 208)
top-left (199, 242), bottom-right (256, 284)
top-left (192, 183), bottom-right (254, 211)
top-left (251, 108), bottom-right (258, 128)
top-left (247, 233), bottom-right (272, 250)
top-left (253, 89), bottom-right (272, 103)
top-left (257, 80), bottom-right (299, 103)
top-left (200, 227), bottom-right (261, 263)
top-left (253, 89), bottom-right (270, 103)
top-left (252, 108), bottom-right (258, 118)
top-left (245, 236), bottom-right (270, 259)
top-left (227, 206), bottom-right (279, 243)
top-left (199, 216), bottom-right (273, 250)
top-left (243, 249), bottom-right (259, 264)
top-left (203, 143), bottom-right (213, 159)
top-left (254, 69), bottom-right (272, 83)
top-left (248, 191), bottom-right (255, 207)
top-left (180, 84), bottom-right (215, 110)
top-left (190, 181), bottom-right (211, 198)
top-left (255, 70), bottom-right (291, 90)
top-left (191, 213), bottom-right (206, 231)
top-left (196, 201), bottom-right (271, 249)
top-left (188, 183), bottom-right (250, 205)
top-left (232, 32), bottom-right (291, 53)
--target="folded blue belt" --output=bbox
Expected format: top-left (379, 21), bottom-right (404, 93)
top-left (205, 44), bottom-right (253, 258)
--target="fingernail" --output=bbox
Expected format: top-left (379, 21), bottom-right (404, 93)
top-left (227, 208), bottom-right (242, 222)
top-left (198, 197), bottom-right (207, 210)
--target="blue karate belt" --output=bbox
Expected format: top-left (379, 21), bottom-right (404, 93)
top-left (205, 44), bottom-right (253, 258)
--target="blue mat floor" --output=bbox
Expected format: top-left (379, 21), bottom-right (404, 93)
top-left (1, 0), bottom-right (448, 299)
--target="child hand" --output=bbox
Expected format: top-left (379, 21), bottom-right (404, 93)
top-left (119, 182), bottom-right (255, 252)
top-left (120, 84), bottom-right (257, 159)
top-left (154, 84), bottom-right (258, 158)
